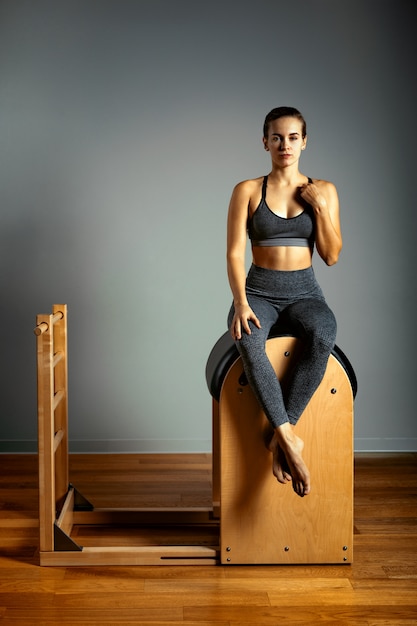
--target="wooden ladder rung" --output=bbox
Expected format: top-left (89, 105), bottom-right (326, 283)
top-left (34, 311), bottom-right (64, 336)
top-left (53, 429), bottom-right (65, 452)
top-left (34, 321), bottom-right (49, 336)
top-left (51, 310), bottom-right (64, 323)
top-left (53, 389), bottom-right (65, 411)
top-left (53, 351), bottom-right (63, 367)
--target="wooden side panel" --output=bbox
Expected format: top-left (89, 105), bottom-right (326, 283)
top-left (52, 304), bottom-right (69, 513)
top-left (36, 313), bottom-right (56, 553)
top-left (219, 336), bottom-right (354, 565)
top-left (212, 398), bottom-right (220, 517)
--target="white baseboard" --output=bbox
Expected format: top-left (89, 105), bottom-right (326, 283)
top-left (1, 438), bottom-right (416, 454)
top-left (68, 439), bottom-right (213, 453)
top-left (354, 438), bottom-right (417, 452)
top-left (0, 439), bottom-right (212, 454)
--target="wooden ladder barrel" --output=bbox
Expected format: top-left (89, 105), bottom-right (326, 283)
top-left (35, 304), bottom-right (356, 566)
top-left (206, 328), bottom-right (357, 565)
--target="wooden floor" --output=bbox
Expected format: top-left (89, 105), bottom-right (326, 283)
top-left (0, 452), bottom-right (416, 625)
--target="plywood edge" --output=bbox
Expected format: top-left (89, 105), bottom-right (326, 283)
top-left (39, 545), bottom-right (219, 567)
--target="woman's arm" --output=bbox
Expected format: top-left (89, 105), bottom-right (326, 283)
top-left (226, 181), bottom-right (261, 340)
top-left (301, 180), bottom-right (342, 266)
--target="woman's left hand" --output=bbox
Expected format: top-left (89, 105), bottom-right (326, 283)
top-left (300, 181), bottom-right (327, 213)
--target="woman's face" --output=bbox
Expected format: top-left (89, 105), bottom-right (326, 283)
top-left (263, 116), bottom-right (307, 167)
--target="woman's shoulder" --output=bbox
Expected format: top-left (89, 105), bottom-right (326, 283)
top-left (228, 176), bottom-right (264, 216)
top-left (309, 177), bottom-right (340, 210)
top-left (232, 176), bottom-right (264, 196)
top-left (309, 177), bottom-right (337, 193)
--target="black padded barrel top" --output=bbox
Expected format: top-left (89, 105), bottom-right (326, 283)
top-left (206, 326), bottom-right (357, 402)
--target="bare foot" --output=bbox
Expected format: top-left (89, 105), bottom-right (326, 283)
top-left (269, 424), bottom-right (310, 497)
top-left (268, 439), bottom-right (292, 484)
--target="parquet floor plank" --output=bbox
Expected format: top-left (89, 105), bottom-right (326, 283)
top-left (1, 608), bottom-right (186, 625)
top-left (53, 590), bottom-right (269, 609)
top-left (184, 603), bottom-right (417, 625)
top-left (145, 576), bottom-right (353, 595)
top-left (1, 617), bottom-right (227, 626)
top-left (184, 607), bottom-right (411, 624)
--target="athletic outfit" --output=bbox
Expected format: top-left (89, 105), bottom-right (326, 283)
top-left (249, 176), bottom-right (316, 249)
top-left (227, 175), bottom-right (337, 428)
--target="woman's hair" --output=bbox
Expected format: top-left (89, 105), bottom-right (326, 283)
top-left (263, 107), bottom-right (307, 139)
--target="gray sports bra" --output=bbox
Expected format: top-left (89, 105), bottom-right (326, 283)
top-left (248, 176), bottom-right (315, 248)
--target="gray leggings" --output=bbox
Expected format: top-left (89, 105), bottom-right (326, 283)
top-left (227, 264), bottom-right (337, 428)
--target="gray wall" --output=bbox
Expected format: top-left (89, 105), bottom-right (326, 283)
top-left (1, 0), bottom-right (416, 453)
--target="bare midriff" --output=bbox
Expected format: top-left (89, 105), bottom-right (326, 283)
top-left (251, 245), bottom-right (313, 271)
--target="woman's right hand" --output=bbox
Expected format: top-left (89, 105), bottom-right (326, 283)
top-left (230, 304), bottom-right (261, 340)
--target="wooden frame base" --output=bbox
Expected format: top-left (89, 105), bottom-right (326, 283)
top-left (40, 472), bottom-right (220, 566)
top-left (43, 500), bottom-right (219, 566)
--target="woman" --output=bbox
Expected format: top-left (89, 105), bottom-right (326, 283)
top-left (227, 106), bottom-right (342, 498)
